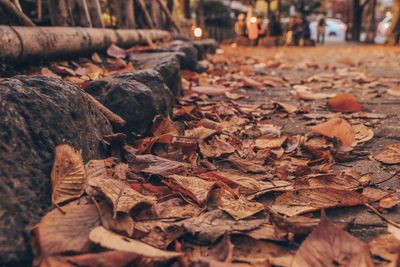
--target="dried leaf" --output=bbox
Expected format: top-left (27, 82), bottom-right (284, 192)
top-left (192, 85), bottom-right (234, 96)
top-left (106, 44), bottom-right (126, 59)
top-left (308, 117), bottom-right (355, 146)
top-left (185, 126), bottom-right (217, 139)
top-left (65, 251), bottom-right (148, 267)
top-left (388, 85), bottom-right (400, 97)
top-left (51, 144), bottom-right (86, 206)
top-left (227, 155), bottom-right (266, 173)
top-left (217, 191), bottom-right (264, 220)
top-left (199, 136), bottom-right (235, 158)
top-left (127, 153), bottom-right (189, 175)
top-left (272, 188), bottom-right (369, 216)
top-left (353, 124), bottom-right (374, 143)
top-left (379, 194), bottom-right (400, 209)
top-left (182, 210), bottom-right (266, 242)
top-left (254, 136), bottom-right (287, 149)
top-left (292, 85), bottom-right (335, 100)
top-left (88, 176), bottom-right (155, 215)
top-left (328, 93), bottom-right (362, 113)
top-left (32, 201), bottom-right (100, 256)
top-left (374, 144), bottom-right (400, 164)
top-left (164, 175), bottom-right (217, 205)
top-left (369, 234), bottom-right (400, 262)
top-left (41, 67), bottom-right (62, 79)
top-left (292, 212), bottom-right (373, 267)
top-left (153, 198), bottom-right (202, 220)
top-left (89, 226), bottom-right (181, 259)
top-left (274, 101), bottom-right (297, 113)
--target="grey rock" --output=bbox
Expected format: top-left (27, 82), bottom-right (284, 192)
top-left (0, 75), bottom-right (111, 265)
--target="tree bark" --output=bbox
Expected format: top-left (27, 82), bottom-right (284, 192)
top-left (388, 0), bottom-right (400, 44)
top-left (47, 0), bottom-right (71, 26)
top-left (182, 0), bottom-right (190, 19)
top-left (67, 0), bottom-right (92, 27)
top-left (137, 0), bottom-right (155, 28)
top-left (351, 0), bottom-right (367, 41)
top-left (115, 0), bottom-right (135, 28)
top-left (86, 0), bottom-right (104, 28)
top-left (197, 0), bottom-right (205, 29)
top-left (0, 26), bottom-right (171, 63)
top-left (365, 0), bottom-right (376, 43)
top-left (155, 0), bottom-right (180, 32)
top-left (0, 0), bottom-right (35, 26)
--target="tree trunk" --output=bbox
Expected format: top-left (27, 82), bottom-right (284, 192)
top-left (114, 0), bottom-right (135, 29)
top-left (67, 0), bottom-right (92, 27)
top-left (156, 0), bottom-right (180, 32)
top-left (388, 0), bottom-right (400, 44)
top-left (365, 0), bottom-right (376, 43)
top-left (0, 26), bottom-right (171, 63)
top-left (137, 0), bottom-right (155, 28)
top-left (47, 0), bottom-right (71, 26)
top-left (86, 0), bottom-right (104, 28)
top-left (197, 0), bottom-right (205, 29)
top-left (351, 0), bottom-right (364, 41)
top-left (182, 0), bottom-right (190, 19)
top-left (0, 0), bottom-right (35, 26)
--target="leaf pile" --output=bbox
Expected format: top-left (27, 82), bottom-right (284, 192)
top-left (31, 45), bottom-right (400, 266)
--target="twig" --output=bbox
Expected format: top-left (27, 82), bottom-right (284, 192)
top-left (364, 203), bottom-right (400, 228)
top-left (85, 93), bottom-right (126, 126)
top-left (372, 170), bottom-right (400, 185)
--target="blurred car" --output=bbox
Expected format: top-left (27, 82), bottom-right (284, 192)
top-left (310, 18), bottom-right (347, 41)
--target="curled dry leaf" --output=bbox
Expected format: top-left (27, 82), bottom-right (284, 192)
top-left (227, 155), bottom-right (266, 173)
top-left (163, 175), bottom-right (217, 205)
top-left (273, 101), bottom-right (297, 114)
top-left (353, 124), bottom-right (374, 144)
top-left (308, 117), bottom-right (355, 146)
top-left (65, 251), bottom-right (149, 267)
top-left (374, 144), bottom-right (400, 164)
top-left (51, 144), bottom-right (86, 206)
top-left (89, 226), bottom-right (181, 259)
top-left (379, 194), bottom-right (400, 209)
top-left (199, 136), bottom-right (235, 158)
top-left (328, 93), bottom-right (362, 113)
top-left (88, 176), bottom-right (155, 215)
top-left (127, 153), bottom-right (189, 176)
top-left (272, 187), bottom-right (369, 216)
top-left (292, 212), bottom-right (373, 267)
top-left (106, 44), bottom-right (126, 59)
top-left (41, 67), bottom-right (62, 79)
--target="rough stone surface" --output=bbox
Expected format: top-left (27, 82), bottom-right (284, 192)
top-left (193, 39), bottom-right (218, 60)
top-left (85, 75), bottom-right (157, 138)
top-left (129, 52), bottom-right (182, 96)
top-left (168, 40), bottom-right (199, 71)
top-left (115, 70), bottom-right (174, 116)
top-left (0, 75), bottom-right (112, 265)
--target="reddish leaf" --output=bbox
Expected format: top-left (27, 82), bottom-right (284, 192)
top-left (328, 93), bottom-right (362, 113)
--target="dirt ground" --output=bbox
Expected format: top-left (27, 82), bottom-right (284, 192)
top-left (214, 44), bottom-right (400, 241)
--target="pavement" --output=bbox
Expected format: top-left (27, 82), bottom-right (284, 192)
top-left (212, 44), bottom-right (400, 242)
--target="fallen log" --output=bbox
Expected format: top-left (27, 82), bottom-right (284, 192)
top-left (0, 26), bottom-right (171, 64)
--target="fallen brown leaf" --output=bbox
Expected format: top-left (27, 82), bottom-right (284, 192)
top-left (308, 117), bottom-right (355, 146)
top-left (292, 212), bottom-right (373, 267)
top-left (89, 226), bottom-right (181, 259)
top-left (374, 144), bottom-right (400, 164)
top-left (272, 188), bottom-right (369, 216)
top-left (51, 144), bottom-right (86, 206)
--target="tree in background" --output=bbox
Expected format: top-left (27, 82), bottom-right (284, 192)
top-left (388, 0), bottom-right (400, 44)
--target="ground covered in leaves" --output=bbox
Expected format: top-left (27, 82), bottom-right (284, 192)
top-left (33, 44), bottom-right (400, 266)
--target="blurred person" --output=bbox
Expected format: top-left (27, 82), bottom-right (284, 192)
top-left (285, 15), bottom-right (297, 45)
top-left (268, 13), bottom-right (283, 46)
top-left (247, 16), bottom-right (260, 46)
top-left (317, 14), bottom-right (326, 44)
top-left (234, 13), bottom-right (247, 37)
